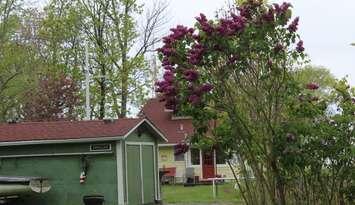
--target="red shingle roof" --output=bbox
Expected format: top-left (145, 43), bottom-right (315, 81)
top-left (140, 98), bottom-right (194, 144)
top-left (0, 118), bottom-right (143, 143)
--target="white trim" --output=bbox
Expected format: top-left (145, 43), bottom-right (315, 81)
top-left (154, 144), bottom-right (160, 200)
top-left (126, 142), bottom-right (155, 146)
top-left (116, 141), bottom-right (125, 205)
top-left (0, 136), bottom-right (123, 147)
top-left (0, 151), bottom-right (113, 158)
top-left (124, 142), bottom-right (129, 204)
top-left (158, 143), bottom-right (176, 147)
top-left (216, 164), bottom-right (229, 168)
top-left (123, 119), bottom-right (168, 142)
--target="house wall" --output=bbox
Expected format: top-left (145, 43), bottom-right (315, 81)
top-left (0, 142), bottom-right (118, 205)
top-left (158, 146), bottom-right (186, 183)
top-left (158, 146), bottom-right (237, 182)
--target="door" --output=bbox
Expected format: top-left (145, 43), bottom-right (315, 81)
top-left (142, 145), bottom-right (156, 204)
top-left (126, 143), bottom-right (156, 205)
top-left (202, 150), bottom-right (215, 179)
top-left (126, 144), bottom-right (142, 205)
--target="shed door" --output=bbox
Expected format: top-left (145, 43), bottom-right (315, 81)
top-left (126, 145), bottom-right (142, 205)
top-left (126, 144), bottom-right (156, 205)
top-left (142, 145), bottom-right (155, 204)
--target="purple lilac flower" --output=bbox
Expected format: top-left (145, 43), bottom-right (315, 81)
top-left (188, 94), bottom-right (201, 105)
top-left (163, 71), bottom-right (175, 82)
top-left (183, 69), bottom-right (199, 82)
top-left (296, 40), bottom-right (305, 53)
top-left (288, 17), bottom-right (299, 32)
top-left (274, 43), bottom-right (284, 53)
top-left (188, 44), bottom-right (205, 65)
top-left (195, 13), bottom-right (214, 35)
top-left (200, 83), bottom-right (214, 92)
top-left (274, 2), bottom-right (292, 15)
top-left (238, 5), bottom-right (251, 19)
top-left (262, 8), bottom-right (275, 22)
top-left (306, 82), bottom-right (319, 90)
top-left (164, 65), bottom-right (174, 71)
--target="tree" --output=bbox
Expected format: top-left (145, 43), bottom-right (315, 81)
top-left (156, 1), bottom-right (354, 204)
top-left (77, 0), bottom-right (167, 118)
top-left (23, 73), bottom-right (80, 121)
top-left (295, 65), bottom-right (336, 94)
top-left (0, 0), bottom-right (41, 121)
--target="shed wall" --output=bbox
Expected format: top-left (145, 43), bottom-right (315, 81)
top-left (0, 142), bottom-right (118, 205)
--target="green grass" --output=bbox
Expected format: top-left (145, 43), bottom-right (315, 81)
top-left (162, 183), bottom-right (245, 204)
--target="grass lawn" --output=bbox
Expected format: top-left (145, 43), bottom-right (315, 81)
top-left (162, 183), bottom-right (245, 205)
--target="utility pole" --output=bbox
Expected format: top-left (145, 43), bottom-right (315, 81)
top-left (85, 43), bottom-right (91, 120)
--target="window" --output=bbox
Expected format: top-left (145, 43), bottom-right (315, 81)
top-left (190, 148), bottom-right (200, 165)
top-left (174, 153), bottom-right (185, 161)
top-left (216, 148), bottom-right (228, 165)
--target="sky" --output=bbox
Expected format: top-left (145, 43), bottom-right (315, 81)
top-left (165, 0), bottom-right (355, 85)
top-left (34, 0), bottom-right (355, 85)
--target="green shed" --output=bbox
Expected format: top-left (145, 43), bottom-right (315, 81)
top-left (0, 118), bottom-right (167, 205)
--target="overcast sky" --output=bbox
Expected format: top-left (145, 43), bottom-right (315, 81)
top-left (34, 0), bottom-right (355, 85)
top-left (165, 0), bottom-right (355, 85)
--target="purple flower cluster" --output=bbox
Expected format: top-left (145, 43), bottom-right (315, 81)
top-left (174, 143), bottom-right (189, 155)
top-left (288, 17), bottom-right (299, 32)
top-left (183, 69), bottom-right (199, 82)
top-left (273, 2), bottom-right (292, 15)
top-left (296, 40), bottom-right (304, 53)
top-left (188, 44), bottom-right (205, 65)
top-left (187, 83), bottom-right (214, 105)
top-left (195, 13), bottom-right (214, 35)
top-left (217, 14), bottom-right (246, 36)
top-left (274, 43), bottom-right (284, 53)
top-left (156, 25), bottom-right (196, 110)
top-left (238, 5), bottom-right (252, 19)
top-left (306, 82), bottom-right (319, 90)
top-left (157, 25), bottom-right (194, 57)
top-left (262, 8), bottom-right (275, 22)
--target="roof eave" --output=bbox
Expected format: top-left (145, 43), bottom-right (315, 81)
top-left (0, 136), bottom-right (124, 147)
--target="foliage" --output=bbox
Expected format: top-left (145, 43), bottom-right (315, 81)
top-left (23, 73), bottom-right (80, 121)
top-left (156, 0), bottom-right (354, 204)
top-left (0, 0), bottom-right (167, 121)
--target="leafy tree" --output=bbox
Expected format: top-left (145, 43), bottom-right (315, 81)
top-left (156, 0), bottom-right (354, 204)
top-left (23, 73), bottom-right (80, 121)
top-left (295, 65), bottom-right (336, 94)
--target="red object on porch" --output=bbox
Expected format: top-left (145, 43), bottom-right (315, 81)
top-left (202, 151), bottom-right (215, 179)
top-left (162, 167), bottom-right (176, 177)
top-left (161, 167), bottom-right (176, 184)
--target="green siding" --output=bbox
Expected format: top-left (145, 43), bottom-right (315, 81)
top-left (0, 143), bottom-right (118, 205)
top-left (142, 145), bottom-right (155, 204)
top-left (126, 131), bottom-right (155, 143)
top-left (126, 145), bottom-right (142, 205)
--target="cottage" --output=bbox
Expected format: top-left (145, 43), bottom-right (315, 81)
top-left (140, 99), bottom-right (236, 183)
top-left (0, 118), bottom-right (167, 205)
